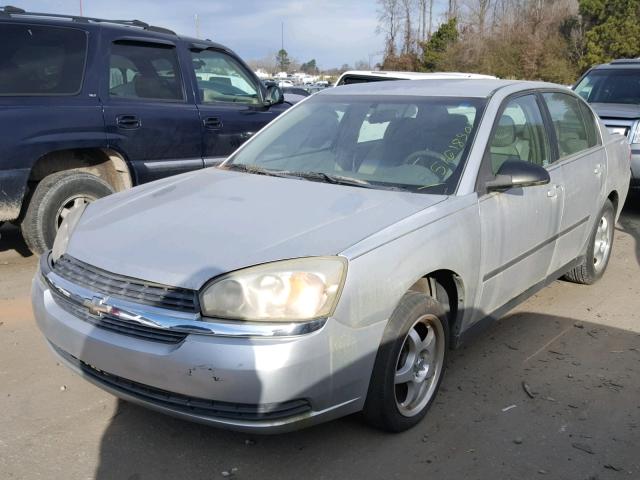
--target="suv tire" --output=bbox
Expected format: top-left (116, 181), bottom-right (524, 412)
top-left (363, 291), bottom-right (449, 432)
top-left (564, 199), bottom-right (615, 285)
top-left (21, 171), bottom-right (114, 254)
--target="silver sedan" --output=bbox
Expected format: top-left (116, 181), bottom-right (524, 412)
top-left (32, 79), bottom-right (631, 433)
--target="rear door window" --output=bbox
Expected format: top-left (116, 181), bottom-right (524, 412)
top-left (109, 41), bottom-right (184, 102)
top-left (0, 23), bottom-right (87, 96)
top-left (543, 92), bottom-right (593, 158)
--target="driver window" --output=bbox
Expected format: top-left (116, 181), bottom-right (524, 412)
top-left (490, 95), bottom-right (550, 174)
top-left (191, 49), bottom-right (260, 105)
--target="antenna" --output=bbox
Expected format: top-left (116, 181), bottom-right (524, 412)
top-left (281, 21), bottom-right (284, 51)
top-left (194, 13), bottom-right (200, 38)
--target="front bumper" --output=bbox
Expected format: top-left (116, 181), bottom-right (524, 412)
top-left (631, 150), bottom-right (640, 184)
top-left (32, 262), bottom-right (382, 433)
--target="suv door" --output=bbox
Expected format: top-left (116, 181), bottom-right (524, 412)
top-left (542, 92), bottom-right (605, 269)
top-left (101, 36), bottom-right (203, 184)
top-left (188, 47), bottom-right (281, 166)
top-left (477, 94), bottom-right (565, 314)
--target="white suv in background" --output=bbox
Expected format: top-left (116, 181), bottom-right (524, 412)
top-left (336, 70), bottom-right (496, 86)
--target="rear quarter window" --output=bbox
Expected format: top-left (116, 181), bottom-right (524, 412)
top-left (0, 23), bottom-right (87, 96)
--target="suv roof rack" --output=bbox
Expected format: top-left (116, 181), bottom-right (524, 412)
top-left (0, 5), bottom-right (176, 35)
top-left (609, 58), bottom-right (640, 65)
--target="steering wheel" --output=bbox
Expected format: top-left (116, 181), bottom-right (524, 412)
top-left (403, 149), bottom-right (454, 181)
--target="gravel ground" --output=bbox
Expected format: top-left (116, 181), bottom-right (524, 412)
top-left (1, 190), bottom-right (639, 480)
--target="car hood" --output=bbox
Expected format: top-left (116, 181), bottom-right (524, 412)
top-left (590, 103), bottom-right (640, 120)
top-left (66, 168), bottom-right (446, 289)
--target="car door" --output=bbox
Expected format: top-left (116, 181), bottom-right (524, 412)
top-left (188, 47), bottom-right (281, 166)
top-left (477, 93), bottom-right (565, 314)
top-left (542, 92), bottom-right (605, 269)
top-left (100, 36), bottom-right (203, 184)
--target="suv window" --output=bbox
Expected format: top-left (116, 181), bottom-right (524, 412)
top-left (109, 42), bottom-right (184, 101)
top-left (543, 92), bottom-right (592, 158)
top-left (574, 69), bottom-right (640, 105)
top-left (0, 24), bottom-right (87, 96)
top-left (191, 49), bottom-right (260, 105)
top-left (489, 94), bottom-right (550, 174)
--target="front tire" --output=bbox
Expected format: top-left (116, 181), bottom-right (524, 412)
top-left (564, 199), bottom-right (615, 285)
top-left (363, 291), bottom-right (449, 432)
top-left (21, 171), bottom-right (114, 254)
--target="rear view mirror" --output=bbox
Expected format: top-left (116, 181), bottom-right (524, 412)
top-left (265, 85), bottom-right (284, 106)
top-left (486, 160), bottom-right (550, 192)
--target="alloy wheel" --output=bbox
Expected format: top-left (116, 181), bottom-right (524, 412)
top-left (394, 314), bottom-right (445, 417)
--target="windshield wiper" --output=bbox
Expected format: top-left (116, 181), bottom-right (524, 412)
top-left (222, 165), bottom-right (405, 191)
top-left (220, 163), bottom-right (296, 178)
top-left (284, 171), bottom-right (407, 191)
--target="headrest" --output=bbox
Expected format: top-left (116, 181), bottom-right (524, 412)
top-left (368, 109), bottom-right (399, 124)
top-left (492, 115), bottom-right (516, 147)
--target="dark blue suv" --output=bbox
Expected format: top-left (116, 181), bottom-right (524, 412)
top-left (0, 6), bottom-right (287, 253)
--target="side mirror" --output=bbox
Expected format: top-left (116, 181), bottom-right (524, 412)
top-left (485, 160), bottom-right (550, 192)
top-left (265, 85), bottom-right (284, 106)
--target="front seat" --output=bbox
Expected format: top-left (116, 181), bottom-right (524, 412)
top-left (490, 115), bottom-right (520, 173)
top-left (379, 117), bottom-right (425, 167)
top-left (134, 73), bottom-right (175, 100)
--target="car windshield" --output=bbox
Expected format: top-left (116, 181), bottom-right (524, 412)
top-left (575, 69), bottom-right (640, 104)
top-left (224, 95), bottom-right (486, 194)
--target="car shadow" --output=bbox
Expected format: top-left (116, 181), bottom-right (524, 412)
top-left (91, 311), bottom-right (640, 480)
top-left (0, 223), bottom-right (32, 257)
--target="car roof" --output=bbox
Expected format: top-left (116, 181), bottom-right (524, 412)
top-left (0, 7), bottom-right (229, 51)
top-left (338, 70), bottom-right (497, 81)
top-left (322, 78), bottom-right (561, 98)
top-left (591, 59), bottom-right (640, 70)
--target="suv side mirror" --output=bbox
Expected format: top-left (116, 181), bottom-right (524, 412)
top-left (485, 160), bottom-right (550, 192)
top-left (265, 85), bottom-right (284, 106)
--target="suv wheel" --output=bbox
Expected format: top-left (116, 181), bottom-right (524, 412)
top-left (564, 200), bottom-right (615, 285)
top-left (21, 171), bottom-right (114, 254)
top-left (363, 291), bottom-right (449, 432)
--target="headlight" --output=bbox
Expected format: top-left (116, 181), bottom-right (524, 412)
top-left (200, 257), bottom-right (347, 322)
top-left (51, 202), bottom-right (87, 262)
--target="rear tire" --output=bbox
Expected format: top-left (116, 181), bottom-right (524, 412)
top-left (363, 291), bottom-right (449, 432)
top-left (564, 199), bottom-right (615, 285)
top-left (21, 171), bottom-right (114, 254)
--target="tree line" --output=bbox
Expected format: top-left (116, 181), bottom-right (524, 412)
top-left (379, 0), bottom-right (640, 84)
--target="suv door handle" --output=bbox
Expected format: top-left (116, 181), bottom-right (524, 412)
top-left (203, 116), bottom-right (223, 130)
top-left (116, 115), bottom-right (141, 129)
top-left (594, 163), bottom-right (602, 175)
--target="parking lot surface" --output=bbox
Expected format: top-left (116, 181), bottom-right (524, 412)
top-left (1, 190), bottom-right (639, 480)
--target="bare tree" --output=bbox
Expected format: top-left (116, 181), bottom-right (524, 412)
top-left (448, 0), bottom-right (459, 20)
top-left (377, 0), bottom-right (403, 57)
top-left (401, 0), bottom-right (415, 54)
top-left (464, 0), bottom-right (493, 35)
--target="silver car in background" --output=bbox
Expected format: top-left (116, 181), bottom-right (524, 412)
top-left (32, 79), bottom-right (630, 433)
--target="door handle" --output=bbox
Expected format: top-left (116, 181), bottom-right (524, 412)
top-left (594, 164), bottom-right (602, 175)
top-left (116, 115), bottom-right (141, 129)
top-left (547, 184), bottom-right (560, 198)
top-left (203, 117), bottom-right (223, 130)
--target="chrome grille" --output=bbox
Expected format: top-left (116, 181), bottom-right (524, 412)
top-left (53, 255), bottom-right (198, 313)
top-left (50, 286), bottom-right (187, 344)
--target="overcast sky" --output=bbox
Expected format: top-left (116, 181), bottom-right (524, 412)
top-left (20, 0), bottom-right (449, 68)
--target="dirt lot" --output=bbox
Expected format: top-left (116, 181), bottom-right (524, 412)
top-left (1, 191), bottom-right (639, 480)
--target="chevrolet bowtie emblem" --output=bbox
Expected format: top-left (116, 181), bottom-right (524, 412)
top-left (83, 297), bottom-right (113, 317)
